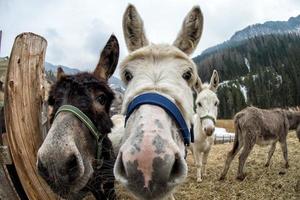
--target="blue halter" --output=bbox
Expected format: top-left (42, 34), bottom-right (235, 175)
top-left (125, 93), bottom-right (194, 146)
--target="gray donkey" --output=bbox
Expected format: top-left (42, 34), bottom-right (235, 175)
top-left (219, 106), bottom-right (300, 181)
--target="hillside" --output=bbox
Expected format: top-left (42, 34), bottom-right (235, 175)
top-left (230, 15), bottom-right (300, 42)
top-left (0, 59), bottom-right (125, 114)
top-left (0, 58), bottom-right (125, 89)
top-left (200, 15), bottom-right (300, 56)
top-left (194, 31), bottom-right (300, 118)
top-left (0, 57), bottom-right (8, 81)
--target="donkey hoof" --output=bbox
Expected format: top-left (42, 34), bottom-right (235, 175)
top-left (197, 177), bottom-right (203, 182)
top-left (285, 163), bottom-right (289, 168)
top-left (219, 176), bottom-right (225, 181)
top-left (236, 174), bottom-right (246, 181)
top-left (264, 163), bottom-right (270, 167)
top-left (279, 170), bottom-right (286, 175)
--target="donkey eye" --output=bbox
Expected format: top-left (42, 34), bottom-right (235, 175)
top-left (215, 101), bottom-right (219, 106)
top-left (182, 71), bottom-right (192, 81)
top-left (96, 94), bottom-right (107, 105)
top-left (124, 70), bottom-right (133, 82)
top-left (198, 102), bottom-right (202, 107)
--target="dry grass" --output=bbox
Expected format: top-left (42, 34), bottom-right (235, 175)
top-left (216, 119), bottom-right (234, 133)
top-left (116, 132), bottom-right (300, 200)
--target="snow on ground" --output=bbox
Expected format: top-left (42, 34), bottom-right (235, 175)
top-left (240, 85), bottom-right (248, 102)
top-left (214, 127), bottom-right (235, 142)
top-left (244, 57), bottom-right (251, 72)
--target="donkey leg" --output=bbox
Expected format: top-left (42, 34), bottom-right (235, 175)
top-left (191, 145), bottom-right (197, 165)
top-left (237, 141), bottom-right (255, 181)
top-left (169, 193), bottom-right (175, 200)
top-left (265, 142), bottom-right (276, 167)
top-left (219, 142), bottom-right (243, 180)
top-left (196, 152), bottom-right (203, 182)
top-left (202, 151), bottom-right (210, 178)
top-left (279, 139), bottom-right (289, 168)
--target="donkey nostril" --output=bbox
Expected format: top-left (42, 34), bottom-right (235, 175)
top-left (37, 159), bottom-right (49, 179)
top-left (65, 154), bottom-right (79, 183)
top-left (169, 153), bottom-right (185, 181)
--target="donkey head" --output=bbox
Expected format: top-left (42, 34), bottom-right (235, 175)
top-left (114, 4), bottom-right (203, 199)
top-left (195, 70), bottom-right (219, 136)
top-left (37, 35), bottom-right (119, 198)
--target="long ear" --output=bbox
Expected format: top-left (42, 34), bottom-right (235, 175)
top-left (94, 34), bottom-right (119, 81)
top-left (57, 66), bottom-right (65, 81)
top-left (123, 4), bottom-right (149, 52)
top-left (194, 76), bottom-right (203, 93)
top-left (209, 70), bottom-right (219, 92)
top-left (173, 6), bottom-right (203, 55)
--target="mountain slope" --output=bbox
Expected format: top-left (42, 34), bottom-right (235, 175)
top-left (0, 59), bottom-right (125, 89)
top-left (194, 33), bottom-right (300, 118)
top-left (230, 15), bottom-right (300, 41)
top-left (200, 15), bottom-right (300, 57)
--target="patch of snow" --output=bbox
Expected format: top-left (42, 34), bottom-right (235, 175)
top-left (276, 75), bottom-right (282, 84)
top-left (219, 80), bottom-right (230, 86)
top-left (214, 127), bottom-right (235, 142)
top-left (244, 57), bottom-right (251, 72)
top-left (240, 85), bottom-right (248, 102)
top-left (252, 74), bottom-right (258, 80)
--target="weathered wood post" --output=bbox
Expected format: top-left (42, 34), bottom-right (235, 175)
top-left (4, 32), bottom-right (57, 199)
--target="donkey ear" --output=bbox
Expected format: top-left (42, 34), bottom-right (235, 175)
top-left (194, 76), bottom-right (203, 93)
top-left (173, 6), bottom-right (203, 55)
top-left (209, 70), bottom-right (219, 92)
top-left (94, 34), bottom-right (119, 81)
top-left (123, 4), bottom-right (149, 52)
top-left (57, 67), bottom-right (65, 81)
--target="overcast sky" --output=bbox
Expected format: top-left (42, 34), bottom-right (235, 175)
top-left (1, 0), bottom-right (300, 75)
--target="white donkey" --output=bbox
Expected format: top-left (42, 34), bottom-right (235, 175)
top-left (191, 70), bottom-right (219, 182)
top-left (113, 4), bottom-right (204, 200)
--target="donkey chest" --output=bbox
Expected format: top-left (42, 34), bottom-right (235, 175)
top-left (193, 136), bottom-right (214, 152)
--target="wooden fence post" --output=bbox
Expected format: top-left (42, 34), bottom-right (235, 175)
top-left (4, 32), bottom-right (57, 200)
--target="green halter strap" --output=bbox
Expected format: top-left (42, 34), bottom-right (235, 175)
top-left (200, 115), bottom-right (216, 125)
top-left (54, 105), bottom-right (104, 160)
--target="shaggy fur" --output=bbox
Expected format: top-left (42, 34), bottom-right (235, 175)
top-left (220, 106), bottom-right (300, 181)
top-left (37, 35), bottom-right (119, 200)
top-left (45, 73), bottom-right (115, 199)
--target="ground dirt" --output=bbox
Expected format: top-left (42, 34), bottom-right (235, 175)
top-left (116, 132), bottom-right (300, 200)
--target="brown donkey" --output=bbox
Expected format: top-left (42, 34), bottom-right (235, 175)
top-left (220, 106), bottom-right (300, 181)
top-left (37, 35), bottom-right (119, 199)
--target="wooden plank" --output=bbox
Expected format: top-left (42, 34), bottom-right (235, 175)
top-left (4, 32), bottom-right (58, 200)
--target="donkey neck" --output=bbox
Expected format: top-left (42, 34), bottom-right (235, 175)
top-left (84, 136), bottom-right (115, 200)
top-left (194, 114), bottom-right (210, 142)
top-left (286, 111), bottom-right (300, 130)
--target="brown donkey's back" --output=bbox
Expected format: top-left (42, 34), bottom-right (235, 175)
top-left (220, 106), bottom-right (299, 181)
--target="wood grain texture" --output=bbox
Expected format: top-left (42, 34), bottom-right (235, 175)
top-left (4, 32), bottom-right (58, 200)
